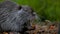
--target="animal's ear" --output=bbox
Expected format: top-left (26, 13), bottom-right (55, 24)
top-left (18, 6), bottom-right (22, 10)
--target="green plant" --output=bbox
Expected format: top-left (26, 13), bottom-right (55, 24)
top-left (0, 0), bottom-right (60, 21)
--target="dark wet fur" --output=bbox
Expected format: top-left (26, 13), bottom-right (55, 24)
top-left (0, 1), bottom-right (36, 34)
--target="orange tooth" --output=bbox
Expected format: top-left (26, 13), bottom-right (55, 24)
top-left (3, 32), bottom-right (8, 34)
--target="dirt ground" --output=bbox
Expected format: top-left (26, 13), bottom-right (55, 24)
top-left (0, 20), bottom-right (59, 34)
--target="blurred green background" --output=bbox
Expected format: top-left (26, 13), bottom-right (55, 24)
top-left (0, 0), bottom-right (59, 21)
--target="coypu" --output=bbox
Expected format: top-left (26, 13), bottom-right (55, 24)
top-left (0, 1), bottom-right (37, 34)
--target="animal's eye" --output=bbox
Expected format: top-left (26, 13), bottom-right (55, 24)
top-left (24, 9), bottom-right (28, 11)
top-left (23, 8), bottom-right (28, 11)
